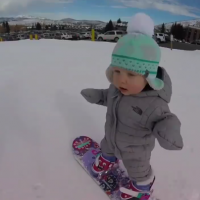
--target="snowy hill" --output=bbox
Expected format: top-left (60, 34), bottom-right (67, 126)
top-left (156, 18), bottom-right (200, 30)
top-left (0, 17), bottom-right (14, 23)
top-left (6, 16), bottom-right (57, 26)
top-left (60, 18), bottom-right (105, 25)
top-left (16, 15), bottom-right (45, 19)
top-left (0, 16), bottom-right (106, 26)
top-left (0, 39), bottom-right (199, 200)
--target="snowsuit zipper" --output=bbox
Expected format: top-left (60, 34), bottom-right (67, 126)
top-left (111, 92), bottom-right (122, 159)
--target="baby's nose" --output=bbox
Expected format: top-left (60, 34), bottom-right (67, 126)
top-left (119, 74), bottom-right (127, 83)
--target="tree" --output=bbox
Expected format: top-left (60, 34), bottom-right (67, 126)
top-left (161, 23), bottom-right (165, 33)
top-left (50, 24), bottom-right (57, 30)
top-left (0, 25), bottom-right (4, 33)
top-left (36, 22), bottom-right (42, 30)
top-left (5, 21), bottom-right (10, 33)
top-left (117, 18), bottom-right (121, 23)
top-left (2, 22), bottom-right (6, 28)
top-left (1, 21), bottom-right (10, 33)
top-left (104, 20), bottom-right (114, 32)
top-left (170, 23), bottom-right (185, 40)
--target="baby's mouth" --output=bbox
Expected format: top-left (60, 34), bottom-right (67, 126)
top-left (119, 87), bottom-right (128, 92)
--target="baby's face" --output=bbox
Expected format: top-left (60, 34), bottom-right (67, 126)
top-left (112, 67), bottom-right (147, 95)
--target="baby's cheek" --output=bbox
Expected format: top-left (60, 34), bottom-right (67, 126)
top-left (113, 75), bottom-right (119, 85)
top-left (130, 85), bottom-right (142, 93)
top-left (128, 82), bottom-right (145, 94)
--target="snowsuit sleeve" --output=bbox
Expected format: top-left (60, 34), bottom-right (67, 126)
top-left (151, 106), bottom-right (183, 150)
top-left (81, 88), bottom-right (108, 106)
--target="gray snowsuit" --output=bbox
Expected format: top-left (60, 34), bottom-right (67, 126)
top-left (81, 67), bottom-right (183, 182)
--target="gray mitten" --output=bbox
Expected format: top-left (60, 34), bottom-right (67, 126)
top-left (81, 89), bottom-right (102, 104)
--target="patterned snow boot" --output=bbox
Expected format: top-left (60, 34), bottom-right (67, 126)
top-left (91, 153), bottom-right (118, 177)
top-left (120, 175), bottom-right (155, 200)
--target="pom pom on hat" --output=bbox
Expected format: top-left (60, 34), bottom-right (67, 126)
top-left (126, 13), bottom-right (154, 37)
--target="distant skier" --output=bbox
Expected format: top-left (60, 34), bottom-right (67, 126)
top-left (81, 13), bottom-right (183, 200)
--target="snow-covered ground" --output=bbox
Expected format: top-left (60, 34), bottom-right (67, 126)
top-left (0, 39), bottom-right (199, 200)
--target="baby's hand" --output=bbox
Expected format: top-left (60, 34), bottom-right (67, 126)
top-left (81, 89), bottom-right (102, 104)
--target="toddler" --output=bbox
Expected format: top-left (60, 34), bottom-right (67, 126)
top-left (81, 13), bottom-right (183, 200)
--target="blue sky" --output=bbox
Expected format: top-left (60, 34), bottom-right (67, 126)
top-left (0, 0), bottom-right (200, 25)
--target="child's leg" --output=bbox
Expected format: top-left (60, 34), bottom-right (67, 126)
top-left (122, 159), bottom-right (153, 183)
top-left (120, 158), bottom-right (155, 199)
top-left (100, 136), bottom-right (116, 158)
top-left (91, 136), bottom-right (117, 175)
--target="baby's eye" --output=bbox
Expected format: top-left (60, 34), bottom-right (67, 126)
top-left (114, 70), bottom-right (120, 73)
top-left (128, 73), bottom-right (135, 76)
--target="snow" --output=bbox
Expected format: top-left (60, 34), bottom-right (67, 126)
top-left (0, 39), bottom-right (199, 200)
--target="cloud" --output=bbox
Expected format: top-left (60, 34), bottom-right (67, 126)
top-left (92, 5), bottom-right (106, 8)
top-left (0, 0), bottom-right (73, 15)
top-left (111, 5), bottom-right (127, 8)
top-left (92, 5), bottom-right (127, 8)
top-left (114, 0), bottom-right (200, 18)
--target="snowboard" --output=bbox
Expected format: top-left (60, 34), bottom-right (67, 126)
top-left (72, 136), bottom-right (155, 200)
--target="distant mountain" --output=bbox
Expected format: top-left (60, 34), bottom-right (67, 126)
top-left (0, 16), bottom-right (106, 26)
top-left (0, 16), bottom-right (39, 23)
top-left (60, 18), bottom-right (106, 25)
top-left (60, 18), bottom-right (76, 23)
top-left (0, 17), bottom-right (14, 23)
top-left (156, 19), bottom-right (200, 30)
top-left (15, 15), bottom-right (39, 19)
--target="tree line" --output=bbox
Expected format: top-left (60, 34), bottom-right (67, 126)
top-left (0, 21), bottom-right (10, 33)
top-left (103, 18), bottom-right (126, 32)
top-left (33, 23), bottom-right (67, 31)
top-left (160, 23), bottom-right (186, 40)
top-left (34, 18), bottom-right (124, 32)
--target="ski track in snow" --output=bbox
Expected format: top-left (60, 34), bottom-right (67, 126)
top-left (0, 39), bottom-right (199, 200)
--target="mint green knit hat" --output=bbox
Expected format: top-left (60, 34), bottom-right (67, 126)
top-left (106, 13), bottom-right (164, 90)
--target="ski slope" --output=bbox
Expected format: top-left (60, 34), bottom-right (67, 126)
top-left (0, 39), bottom-right (199, 200)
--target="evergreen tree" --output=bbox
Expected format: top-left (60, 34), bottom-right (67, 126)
top-left (2, 22), bottom-right (6, 28)
top-left (117, 18), bottom-right (121, 23)
top-left (36, 22), bottom-right (42, 30)
top-left (170, 23), bottom-right (185, 40)
top-left (50, 25), bottom-right (57, 30)
top-left (161, 23), bottom-right (165, 33)
top-left (1, 21), bottom-right (10, 33)
top-left (104, 20), bottom-right (114, 32)
top-left (5, 21), bottom-right (10, 33)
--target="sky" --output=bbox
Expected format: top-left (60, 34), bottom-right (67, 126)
top-left (0, 0), bottom-right (200, 25)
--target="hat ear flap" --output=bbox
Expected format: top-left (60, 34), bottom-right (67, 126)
top-left (146, 77), bottom-right (164, 90)
top-left (106, 65), bottom-right (113, 83)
